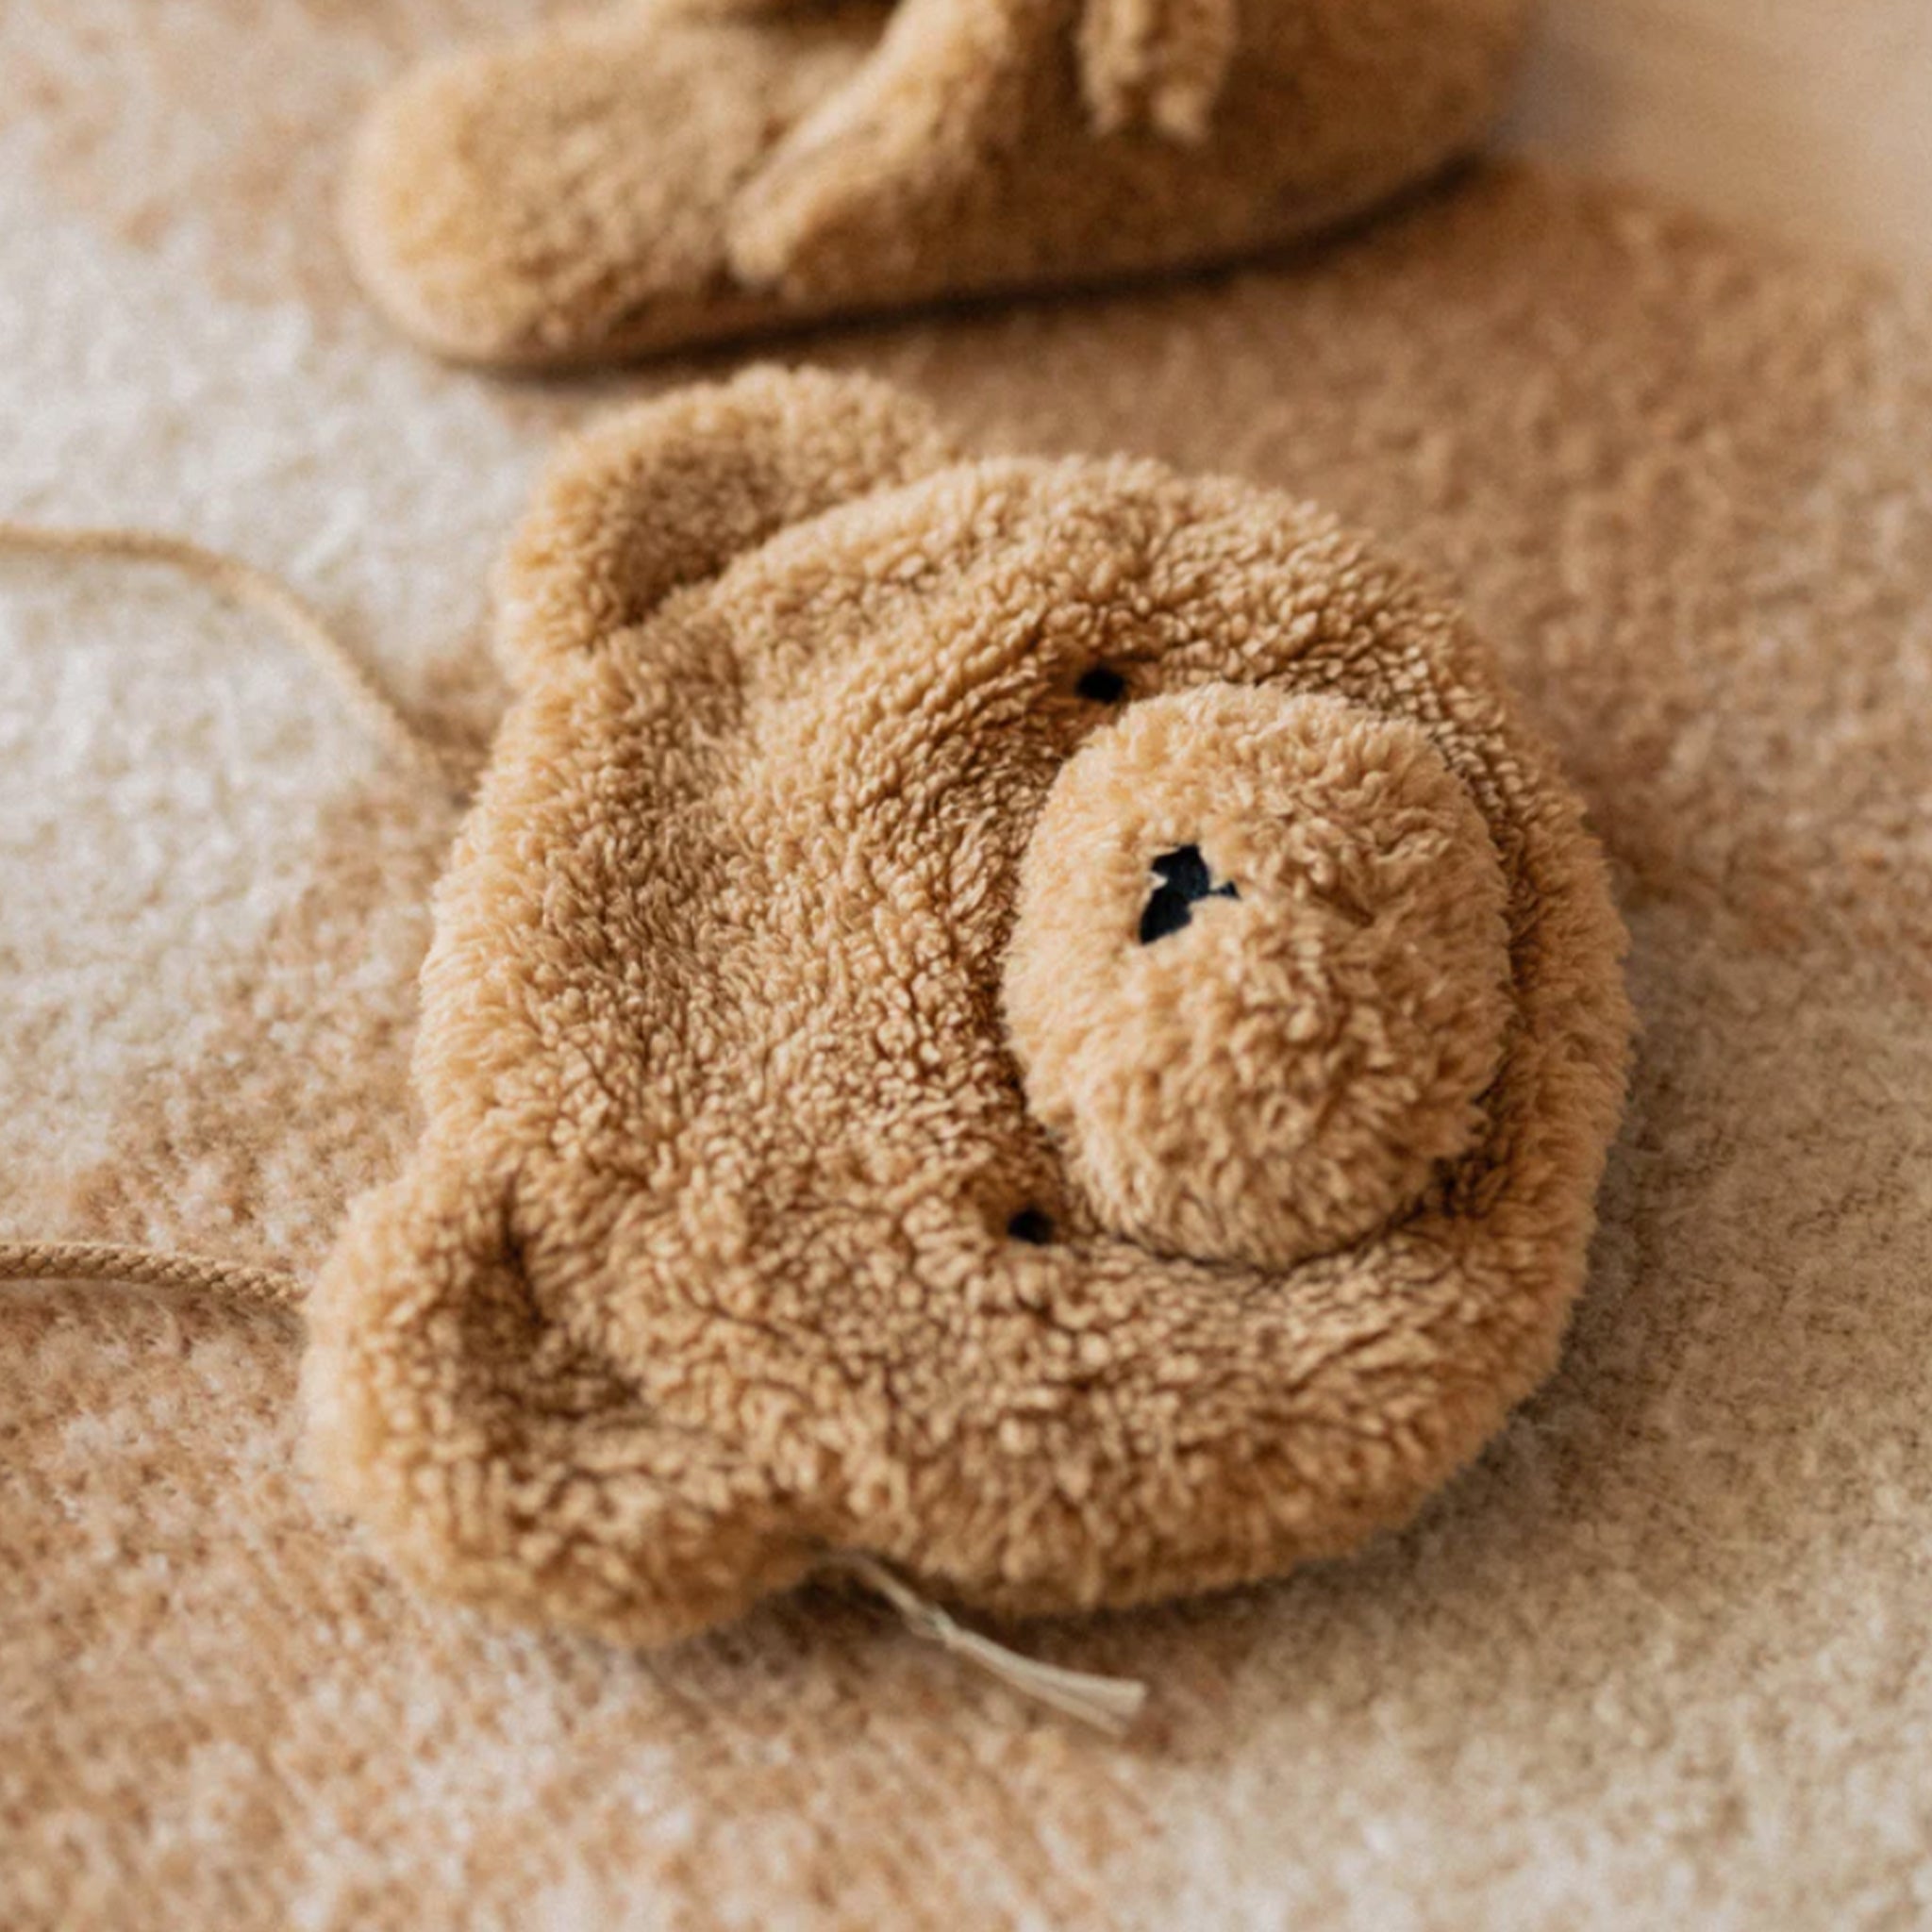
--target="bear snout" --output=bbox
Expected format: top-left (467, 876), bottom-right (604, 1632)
top-left (1003, 683), bottom-right (1515, 1271)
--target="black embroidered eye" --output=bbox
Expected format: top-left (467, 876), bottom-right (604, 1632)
top-left (1076, 666), bottom-right (1127, 704)
top-left (1139, 844), bottom-right (1239, 944)
top-left (1008, 1207), bottom-right (1056, 1244)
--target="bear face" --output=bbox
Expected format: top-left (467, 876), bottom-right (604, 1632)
top-left (304, 368), bottom-right (1630, 1647)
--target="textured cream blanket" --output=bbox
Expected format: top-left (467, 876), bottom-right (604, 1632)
top-left (4, 6), bottom-right (1929, 1927)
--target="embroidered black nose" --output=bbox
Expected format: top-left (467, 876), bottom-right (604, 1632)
top-left (1139, 844), bottom-right (1239, 944)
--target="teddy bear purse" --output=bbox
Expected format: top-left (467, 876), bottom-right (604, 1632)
top-left (292, 369), bottom-right (1630, 1665)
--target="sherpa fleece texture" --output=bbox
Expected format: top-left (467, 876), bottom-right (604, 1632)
top-left (343, 0), bottom-right (1534, 368)
top-left (303, 366), bottom-right (1631, 1648)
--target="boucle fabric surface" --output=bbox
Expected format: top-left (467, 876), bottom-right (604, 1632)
top-left (4, 6), bottom-right (1929, 1928)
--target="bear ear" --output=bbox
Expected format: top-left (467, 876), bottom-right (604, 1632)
top-left (492, 364), bottom-right (958, 686)
top-left (302, 1142), bottom-right (812, 1647)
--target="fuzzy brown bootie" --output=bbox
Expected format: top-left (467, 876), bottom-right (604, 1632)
top-left (343, 0), bottom-right (1534, 369)
top-left (303, 367), bottom-right (1630, 1648)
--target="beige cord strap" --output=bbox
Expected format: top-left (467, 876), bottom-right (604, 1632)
top-left (825, 1553), bottom-right (1149, 1737)
top-left (0, 1239), bottom-right (303, 1311)
top-left (0, 519), bottom-right (475, 795)
top-left (0, 517), bottom-right (425, 1319)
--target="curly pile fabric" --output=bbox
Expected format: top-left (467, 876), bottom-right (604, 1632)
top-left (306, 367), bottom-right (1628, 1643)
